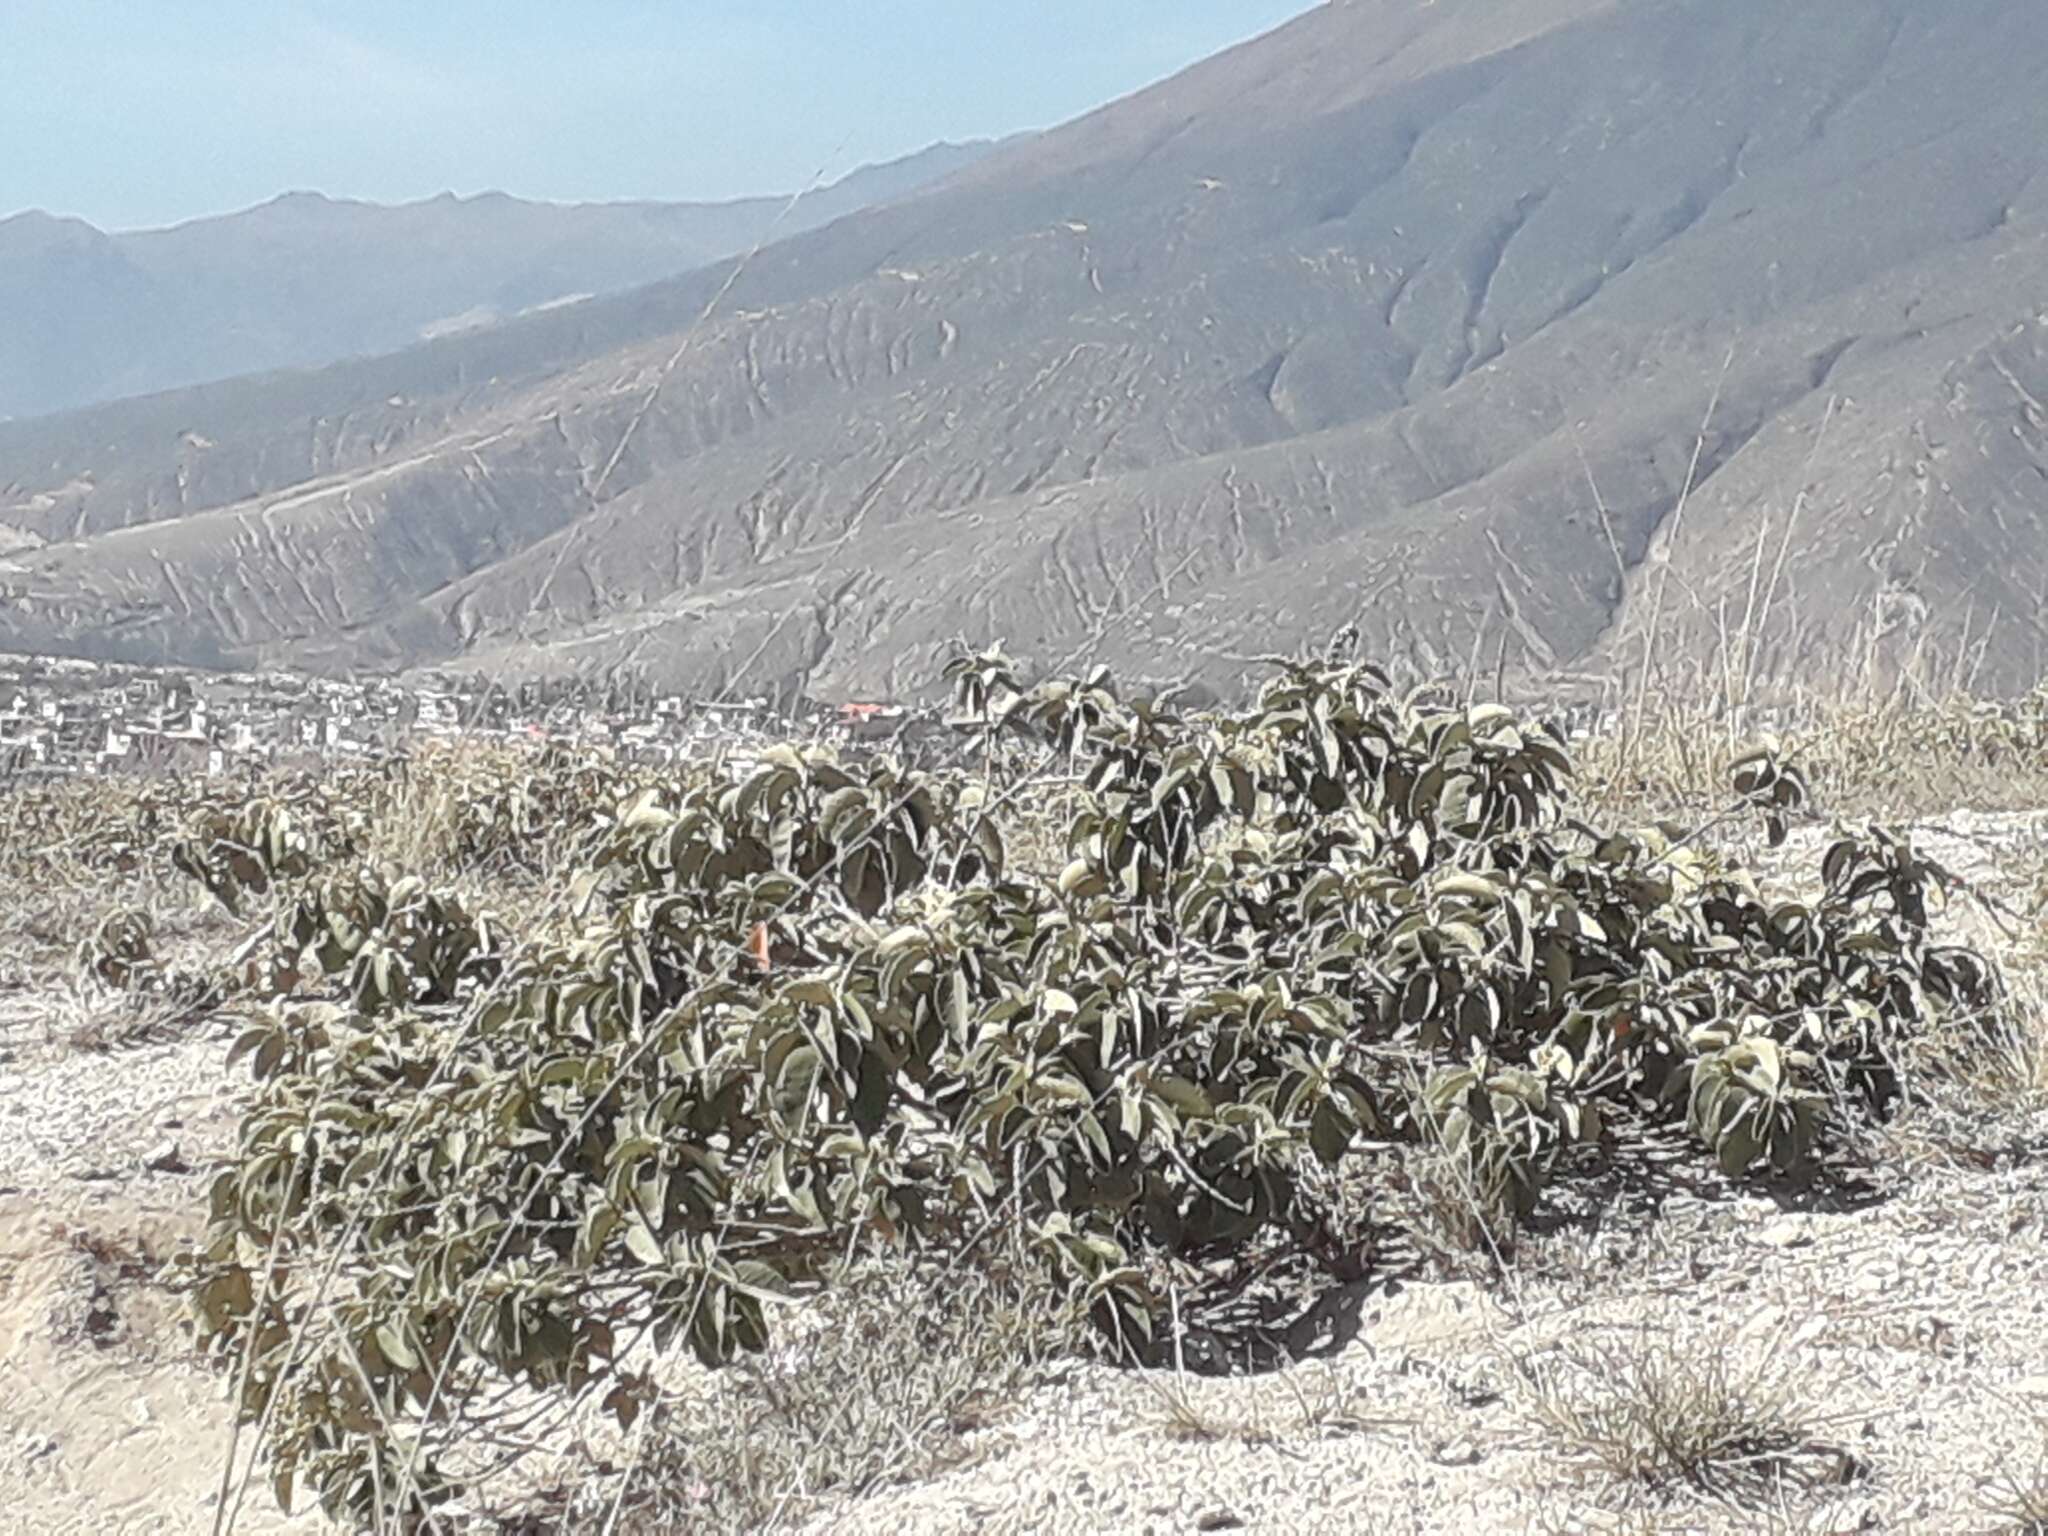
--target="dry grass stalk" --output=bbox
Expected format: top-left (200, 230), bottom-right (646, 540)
top-left (1138, 1355), bottom-right (1404, 1446)
top-left (1510, 1324), bottom-right (1862, 1510)
top-left (1982, 1472), bottom-right (2048, 1535)
top-left (603, 1253), bottom-right (1081, 1536)
top-left (1978, 1398), bottom-right (2048, 1535)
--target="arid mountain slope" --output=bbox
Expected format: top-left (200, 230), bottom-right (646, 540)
top-left (0, 140), bottom-right (999, 421)
top-left (2, 0), bottom-right (2046, 700)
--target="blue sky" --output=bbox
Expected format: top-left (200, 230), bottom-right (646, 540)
top-left (1, 1), bottom-right (1314, 230)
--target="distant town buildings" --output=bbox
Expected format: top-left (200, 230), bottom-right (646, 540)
top-left (0, 654), bottom-right (945, 782)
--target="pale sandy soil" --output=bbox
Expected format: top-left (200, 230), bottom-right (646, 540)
top-left (0, 1024), bottom-right (316, 1535)
top-left (784, 1149), bottom-right (2048, 1535)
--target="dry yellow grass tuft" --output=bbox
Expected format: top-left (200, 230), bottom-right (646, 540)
top-left (1574, 678), bottom-right (2048, 823)
top-left (1508, 1324), bottom-right (1863, 1508)
top-left (603, 1254), bottom-right (1081, 1536)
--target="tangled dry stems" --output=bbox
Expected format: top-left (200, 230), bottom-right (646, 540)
top-left (1970, 1398), bottom-right (2048, 1536)
top-left (609, 1252), bottom-right (1081, 1535)
top-left (1509, 1325), bottom-right (1861, 1508)
top-left (1136, 1350), bottom-right (1402, 1447)
top-left (1872, 880), bottom-right (2048, 1176)
top-left (1575, 682), bottom-right (2048, 823)
top-left (1984, 1476), bottom-right (2048, 1536)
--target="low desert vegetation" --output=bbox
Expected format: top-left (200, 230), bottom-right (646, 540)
top-left (612, 1252), bottom-right (1079, 1533)
top-left (1508, 1324), bottom-right (1861, 1507)
top-left (1574, 673), bottom-right (2048, 822)
top-left (4, 644), bottom-right (2044, 1533)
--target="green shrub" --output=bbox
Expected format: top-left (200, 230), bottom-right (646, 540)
top-left (169, 652), bottom-right (1997, 1528)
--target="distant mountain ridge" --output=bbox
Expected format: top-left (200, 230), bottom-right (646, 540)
top-left (0, 139), bottom-right (1004, 421)
top-left (1, 0), bottom-right (2046, 703)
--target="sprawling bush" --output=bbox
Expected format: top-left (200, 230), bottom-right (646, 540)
top-left (169, 652), bottom-right (1998, 1528)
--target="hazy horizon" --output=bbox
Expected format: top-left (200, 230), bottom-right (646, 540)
top-left (0, 142), bottom-right (1011, 236)
top-left (2, 0), bottom-right (1312, 233)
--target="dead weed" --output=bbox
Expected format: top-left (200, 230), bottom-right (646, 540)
top-left (604, 1253), bottom-right (1082, 1535)
top-left (1508, 1323), bottom-right (1864, 1510)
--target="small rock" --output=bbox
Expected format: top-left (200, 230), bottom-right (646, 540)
top-left (143, 1139), bottom-right (188, 1173)
top-left (1912, 1317), bottom-right (1958, 1356)
top-left (1852, 1261), bottom-right (1898, 1295)
top-left (1195, 1512), bottom-right (1245, 1532)
top-left (1432, 1436), bottom-right (1484, 1467)
top-left (1756, 1217), bottom-right (1813, 1249)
